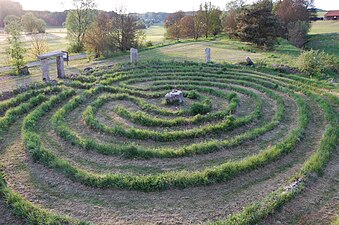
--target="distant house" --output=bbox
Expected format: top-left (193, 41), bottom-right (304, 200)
top-left (324, 10), bottom-right (339, 20)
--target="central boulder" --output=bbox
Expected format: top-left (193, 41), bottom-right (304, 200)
top-left (165, 89), bottom-right (184, 104)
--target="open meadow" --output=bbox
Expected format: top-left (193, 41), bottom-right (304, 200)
top-left (144, 23), bottom-right (166, 43)
top-left (0, 20), bottom-right (338, 225)
top-left (0, 27), bottom-right (69, 67)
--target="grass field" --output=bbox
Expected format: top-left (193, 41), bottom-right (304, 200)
top-left (309, 20), bottom-right (339, 34)
top-left (144, 23), bottom-right (166, 43)
top-left (0, 27), bottom-right (69, 67)
top-left (307, 20), bottom-right (339, 57)
top-left (0, 60), bottom-right (337, 225)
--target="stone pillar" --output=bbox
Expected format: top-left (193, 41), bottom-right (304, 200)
top-left (56, 55), bottom-right (65, 78)
top-left (205, 48), bottom-right (211, 63)
top-left (130, 48), bottom-right (138, 63)
top-left (41, 59), bottom-right (50, 82)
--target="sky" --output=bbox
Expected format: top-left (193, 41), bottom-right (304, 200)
top-left (15, 0), bottom-right (339, 13)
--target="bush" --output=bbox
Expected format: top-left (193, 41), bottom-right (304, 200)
top-left (190, 99), bottom-right (212, 115)
top-left (186, 91), bottom-right (198, 99)
top-left (145, 40), bottom-right (153, 47)
top-left (297, 50), bottom-right (338, 79)
top-left (68, 43), bottom-right (84, 53)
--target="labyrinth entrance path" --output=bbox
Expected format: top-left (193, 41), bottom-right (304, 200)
top-left (0, 61), bottom-right (337, 224)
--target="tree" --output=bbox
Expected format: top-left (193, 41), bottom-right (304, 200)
top-left (111, 8), bottom-right (140, 51)
top-left (4, 15), bottom-right (26, 75)
top-left (275, 0), bottom-right (310, 27)
top-left (4, 15), bottom-right (19, 33)
top-left (196, 2), bottom-right (212, 38)
top-left (0, 0), bottom-right (23, 27)
top-left (223, 10), bottom-right (238, 37)
top-left (21, 12), bottom-right (47, 33)
top-left (180, 16), bottom-right (195, 38)
top-left (164, 11), bottom-right (185, 40)
top-left (210, 7), bottom-right (222, 36)
top-left (193, 2), bottom-right (222, 39)
top-left (66, 0), bottom-right (96, 52)
top-left (84, 12), bottom-right (115, 57)
top-left (225, 0), bottom-right (247, 10)
top-left (287, 20), bottom-right (310, 48)
top-left (223, 0), bottom-right (246, 37)
top-left (202, 2), bottom-right (212, 38)
top-left (35, 18), bottom-right (47, 33)
top-left (164, 3), bottom-right (221, 40)
top-left (29, 33), bottom-right (49, 57)
top-left (193, 11), bottom-right (204, 40)
top-left (275, 0), bottom-right (313, 47)
top-left (236, 0), bottom-right (279, 49)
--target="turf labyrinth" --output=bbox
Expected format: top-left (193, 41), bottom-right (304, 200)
top-left (0, 61), bottom-right (337, 224)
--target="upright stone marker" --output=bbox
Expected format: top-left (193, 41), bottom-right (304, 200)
top-left (41, 59), bottom-right (50, 82)
top-left (56, 55), bottom-right (65, 78)
top-left (205, 48), bottom-right (211, 63)
top-left (130, 48), bottom-right (138, 63)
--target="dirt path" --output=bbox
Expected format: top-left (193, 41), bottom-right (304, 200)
top-left (0, 120), bottom-right (28, 225)
top-left (262, 147), bottom-right (339, 225)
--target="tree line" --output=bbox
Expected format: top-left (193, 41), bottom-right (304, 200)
top-left (165, 0), bottom-right (315, 49)
top-left (0, 0), bottom-right (67, 27)
top-left (165, 2), bottom-right (222, 40)
top-left (65, 0), bottom-right (145, 56)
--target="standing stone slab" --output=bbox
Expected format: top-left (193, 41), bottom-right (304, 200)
top-left (130, 48), bottom-right (138, 63)
top-left (38, 50), bottom-right (65, 82)
top-left (41, 59), bottom-right (50, 82)
top-left (205, 48), bottom-right (211, 63)
top-left (56, 55), bottom-right (65, 78)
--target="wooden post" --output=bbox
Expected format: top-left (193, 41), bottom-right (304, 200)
top-left (205, 48), bottom-right (211, 63)
top-left (56, 55), bottom-right (65, 78)
top-left (41, 59), bottom-right (50, 82)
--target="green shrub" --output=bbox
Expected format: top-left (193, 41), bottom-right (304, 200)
top-left (186, 91), bottom-right (199, 99)
top-left (297, 50), bottom-right (338, 79)
top-left (145, 40), bottom-right (153, 47)
top-left (68, 43), bottom-right (84, 53)
top-left (190, 99), bottom-right (212, 115)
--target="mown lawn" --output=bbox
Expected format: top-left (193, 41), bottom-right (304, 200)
top-left (307, 20), bottom-right (339, 57)
top-left (144, 23), bottom-right (166, 43)
top-left (309, 20), bottom-right (339, 34)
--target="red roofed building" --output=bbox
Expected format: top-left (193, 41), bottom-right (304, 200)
top-left (324, 10), bottom-right (339, 20)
